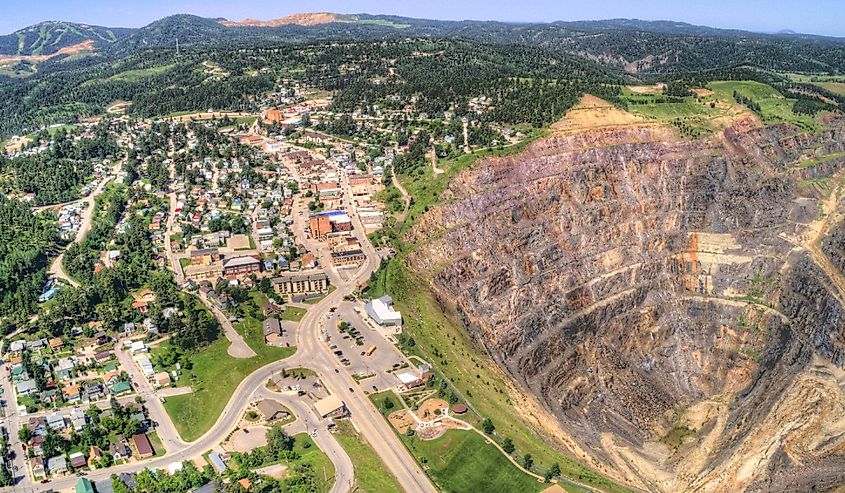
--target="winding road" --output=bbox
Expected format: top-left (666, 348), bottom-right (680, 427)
top-left (3, 153), bottom-right (436, 493)
top-left (45, 166), bottom-right (121, 288)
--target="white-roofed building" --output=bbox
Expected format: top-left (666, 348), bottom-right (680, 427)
top-left (365, 295), bottom-right (402, 326)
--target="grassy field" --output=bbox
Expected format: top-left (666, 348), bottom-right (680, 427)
top-left (290, 433), bottom-right (336, 493)
top-left (709, 80), bottom-right (820, 131)
top-left (332, 420), bottom-right (403, 493)
top-left (108, 64), bottom-right (173, 82)
top-left (148, 430), bottom-right (164, 457)
top-left (156, 327), bottom-right (295, 441)
top-left (814, 82), bottom-right (845, 96)
top-left (282, 306), bottom-right (307, 321)
top-left (404, 430), bottom-right (543, 493)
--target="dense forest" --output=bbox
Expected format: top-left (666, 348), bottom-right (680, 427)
top-left (2, 10), bottom-right (845, 138)
top-left (0, 123), bottom-right (121, 204)
top-left (0, 198), bottom-right (57, 323)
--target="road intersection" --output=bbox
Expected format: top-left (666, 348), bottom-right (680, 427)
top-left (2, 166), bottom-right (436, 493)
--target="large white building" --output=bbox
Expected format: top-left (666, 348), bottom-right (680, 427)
top-left (365, 295), bottom-right (402, 326)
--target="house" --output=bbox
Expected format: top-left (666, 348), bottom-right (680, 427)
top-left (208, 451), bottom-right (227, 473)
top-left (70, 409), bottom-right (87, 431)
top-left (314, 395), bottom-right (347, 419)
top-left (86, 382), bottom-right (106, 401)
top-left (143, 318), bottom-right (159, 334)
top-left (131, 299), bottom-right (150, 314)
top-left (237, 478), bottom-right (252, 491)
top-left (130, 411), bottom-right (148, 427)
top-left (103, 370), bottom-right (122, 385)
top-left (262, 318), bottom-right (282, 343)
top-left (93, 331), bottom-right (109, 345)
top-left (256, 399), bottom-right (289, 422)
top-left (94, 350), bottom-right (113, 363)
top-left (63, 384), bottom-right (81, 402)
top-left (10, 365), bottom-right (28, 381)
top-left (8, 340), bottom-right (25, 353)
top-left (155, 371), bottom-right (171, 387)
top-left (69, 451), bottom-right (87, 469)
top-left (365, 295), bottom-right (403, 326)
top-left (262, 302), bottom-right (284, 317)
top-left (46, 413), bottom-right (66, 431)
top-left (137, 356), bottom-right (155, 377)
top-left (88, 446), bottom-right (103, 468)
top-left (47, 455), bottom-right (68, 476)
top-left (130, 340), bottom-right (147, 354)
top-left (76, 476), bottom-right (95, 493)
top-left (132, 433), bottom-right (154, 458)
top-left (16, 379), bottom-right (37, 396)
top-left (48, 337), bottom-right (64, 351)
top-left (29, 456), bottom-right (45, 478)
top-left (109, 438), bottom-right (131, 461)
top-left (111, 381), bottom-right (133, 396)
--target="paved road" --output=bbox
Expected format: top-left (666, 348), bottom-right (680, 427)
top-left (46, 166), bottom-right (120, 288)
top-left (164, 163), bottom-right (254, 359)
top-left (4, 164), bottom-right (435, 493)
top-left (196, 292), bottom-right (257, 359)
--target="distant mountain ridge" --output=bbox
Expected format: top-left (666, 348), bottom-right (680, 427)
top-left (0, 21), bottom-right (133, 56)
top-left (219, 12), bottom-right (346, 27)
top-left (3, 12), bottom-right (845, 76)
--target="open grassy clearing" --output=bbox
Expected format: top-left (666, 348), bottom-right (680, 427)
top-left (403, 429), bottom-right (543, 493)
top-left (154, 329), bottom-right (295, 441)
top-left (709, 80), bottom-right (820, 131)
top-left (148, 430), bottom-right (165, 457)
top-left (291, 433), bottom-right (335, 493)
top-left (281, 306), bottom-right (307, 321)
top-left (108, 64), bottom-right (174, 82)
top-left (332, 420), bottom-right (403, 493)
top-left (813, 82), bottom-right (845, 96)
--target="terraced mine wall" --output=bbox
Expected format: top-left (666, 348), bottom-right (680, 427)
top-left (406, 119), bottom-right (845, 491)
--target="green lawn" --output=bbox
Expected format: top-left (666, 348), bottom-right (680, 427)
top-left (403, 430), bottom-right (542, 493)
top-left (289, 433), bottom-right (336, 493)
top-left (148, 430), bottom-right (164, 457)
top-left (333, 420), bottom-right (403, 493)
top-left (156, 328), bottom-right (295, 441)
top-left (370, 390), bottom-right (405, 418)
top-left (304, 285), bottom-right (336, 304)
top-left (179, 258), bottom-right (190, 268)
top-left (282, 306), bottom-right (307, 321)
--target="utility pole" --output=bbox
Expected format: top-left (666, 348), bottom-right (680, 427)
top-left (176, 37), bottom-right (179, 56)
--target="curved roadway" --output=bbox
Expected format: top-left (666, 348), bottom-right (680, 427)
top-left (7, 172), bottom-right (436, 493)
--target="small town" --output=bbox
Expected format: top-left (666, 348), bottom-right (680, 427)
top-left (4, 2), bottom-right (844, 493)
top-left (0, 64), bottom-right (526, 493)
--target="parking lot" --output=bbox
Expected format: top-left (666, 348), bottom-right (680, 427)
top-left (270, 371), bottom-right (328, 402)
top-left (321, 303), bottom-right (407, 393)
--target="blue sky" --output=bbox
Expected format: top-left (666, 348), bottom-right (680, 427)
top-left (2, 0), bottom-right (844, 37)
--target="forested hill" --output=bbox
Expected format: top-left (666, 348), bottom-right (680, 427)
top-left (0, 21), bottom-right (133, 56)
top-left (102, 13), bottom-right (845, 74)
top-left (6, 13), bottom-right (845, 73)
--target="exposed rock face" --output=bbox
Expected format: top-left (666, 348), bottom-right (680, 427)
top-left (406, 120), bottom-right (845, 491)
